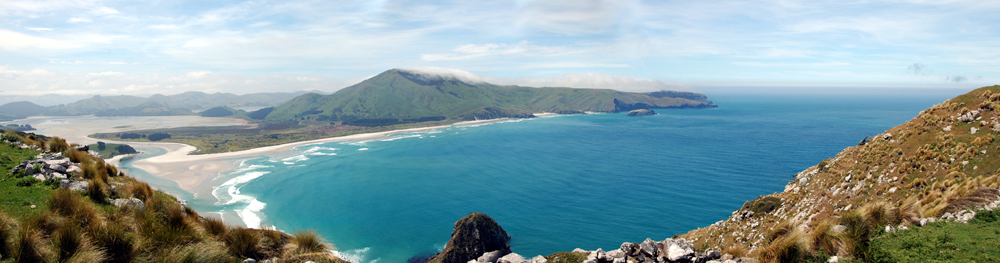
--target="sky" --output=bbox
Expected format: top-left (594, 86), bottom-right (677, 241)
top-left (1, 0), bottom-right (998, 96)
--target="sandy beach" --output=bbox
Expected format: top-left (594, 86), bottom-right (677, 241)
top-left (16, 115), bottom-right (508, 192)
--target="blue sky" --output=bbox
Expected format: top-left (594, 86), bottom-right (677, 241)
top-left (0, 0), bottom-right (997, 95)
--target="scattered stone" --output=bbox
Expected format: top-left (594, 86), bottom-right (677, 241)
top-left (971, 127), bottom-right (979, 134)
top-left (958, 110), bottom-right (980, 123)
top-left (572, 248), bottom-right (587, 253)
top-left (888, 187), bottom-right (897, 193)
top-left (665, 239), bottom-right (695, 261)
top-left (529, 255), bottom-right (547, 263)
top-left (243, 258), bottom-right (257, 263)
top-left (881, 133), bottom-right (892, 140)
top-left (29, 205), bottom-right (36, 209)
top-left (944, 125), bottom-right (953, 131)
top-left (639, 238), bottom-right (658, 257)
top-left (827, 256), bottom-right (839, 263)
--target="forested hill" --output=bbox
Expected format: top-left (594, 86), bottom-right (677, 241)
top-left (264, 69), bottom-right (716, 122)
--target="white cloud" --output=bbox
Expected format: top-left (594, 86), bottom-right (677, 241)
top-left (0, 29), bottom-right (76, 50)
top-left (185, 71), bottom-right (212, 79)
top-left (86, 71), bottom-right (125, 78)
top-left (421, 41), bottom-right (583, 61)
top-left (484, 72), bottom-right (690, 92)
top-left (26, 27), bottom-right (53, 31)
top-left (398, 67), bottom-right (484, 84)
top-left (67, 17), bottom-right (91, 23)
top-left (91, 6), bottom-right (120, 16)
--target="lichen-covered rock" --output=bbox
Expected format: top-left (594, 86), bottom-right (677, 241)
top-left (112, 197), bottom-right (145, 211)
top-left (60, 180), bottom-right (88, 192)
top-left (497, 253), bottom-right (525, 263)
top-left (424, 212), bottom-right (511, 263)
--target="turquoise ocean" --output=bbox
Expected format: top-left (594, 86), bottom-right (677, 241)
top-left (120, 91), bottom-right (963, 263)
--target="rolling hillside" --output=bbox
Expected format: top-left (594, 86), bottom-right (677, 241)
top-left (0, 91), bottom-right (318, 117)
top-left (265, 69), bottom-right (715, 123)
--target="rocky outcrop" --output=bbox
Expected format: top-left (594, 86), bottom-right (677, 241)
top-left (571, 238), bottom-right (727, 263)
top-left (12, 153), bottom-right (78, 181)
top-left (424, 212), bottom-right (512, 263)
top-left (626, 109), bottom-right (656, 116)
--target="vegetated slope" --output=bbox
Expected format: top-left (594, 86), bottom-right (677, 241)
top-left (680, 85), bottom-right (1000, 262)
top-left (0, 130), bottom-right (346, 263)
top-left (0, 101), bottom-right (48, 119)
top-left (265, 69), bottom-right (715, 122)
top-left (43, 91), bottom-right (313, 116)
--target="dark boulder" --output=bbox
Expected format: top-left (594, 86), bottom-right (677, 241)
top-left (423, 212), bottom-right (511, 263)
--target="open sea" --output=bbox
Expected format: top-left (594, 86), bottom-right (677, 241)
top-left (120, 90), bottom-right (964, 263)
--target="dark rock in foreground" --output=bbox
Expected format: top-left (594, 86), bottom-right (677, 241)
top-left (626, 109), bottom-right (655, 116)
top-left (424, 212), bottom-right (511, 263)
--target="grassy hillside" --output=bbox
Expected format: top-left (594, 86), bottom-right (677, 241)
top-left (265, 69), bottom-right (715, 122)
top-left (678, 85), bottom-right (1000, 262)
top-left (0, 101), bottom-right (47, 120)
top-left (0, 130), bottom-right (346, 262)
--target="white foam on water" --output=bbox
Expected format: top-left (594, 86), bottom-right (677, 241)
top-left (358, 148), bottom-right (369, 151)
top-left (280, 154), bottom-right (309, 163)
top-left (239, 199), bottom-right (267, 229)
top-left (211, 171), bottom-right (270, 205)
top-left (379, 134), bottom-right (422, 142)
top-left (332, 247), bottom-right (378, 263)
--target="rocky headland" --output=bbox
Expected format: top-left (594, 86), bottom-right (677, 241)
top-left (626, 109), bottom-right (656, 116)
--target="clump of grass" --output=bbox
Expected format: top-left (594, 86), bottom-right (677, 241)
top-left (48, 137), bottom-right (69, 153)
top-left (943, 187), bottom-right (1000, 214)
top-left (809, 221), bottom-right (842, 257)
top-left (201, 217), bottom-right (228, 237)
top-left (758, 230), bottom-right (808, 263)
top-left (89, 221), bottom-right (135, 263)
top-left (546, 251), bottom-right (588, 263)
top-left (52, 223), bottom-right (106, 262)
top-left (225, 227), bottom-right (262, 259)
top-left (742, 196), bottom-right (782, 215)
top-left (66, 149), bottom-right (88, 164)
top-left (286, 230), bottom-right (333, 255)
top-left (0, 212), bottom-right (18, 258)
top-left (26, 211), bottom-right (64, 237)
top-left (12, 226), bottom-right (53, 263)
top-left (157, 241), bottom-right (234, 263)
top-left (723, 244), bottom-right (749, 258)
top-left (49, 189), bottom-right (100, 227)
top-left (87, 178), bottom-right (110, 204)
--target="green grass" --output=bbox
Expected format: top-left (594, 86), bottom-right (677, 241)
top-left (857, 209), bottom-right (1000, 263)
top-left (0, 143), bottom-right (48, 222)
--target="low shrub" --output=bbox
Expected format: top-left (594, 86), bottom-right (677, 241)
top-left (225, 227), bottom-right (262, 259)
top-left (14, 177), bottom-right (38, 187)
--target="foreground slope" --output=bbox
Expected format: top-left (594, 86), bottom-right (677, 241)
top-left (265, 69), bottom-right (715, 122)
top-left (680, 85), bottom-right (1000, 262)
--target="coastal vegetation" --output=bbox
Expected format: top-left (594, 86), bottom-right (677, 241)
top-left (0, 129), bottom-right (345, 262)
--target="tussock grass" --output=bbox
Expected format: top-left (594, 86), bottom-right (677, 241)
top-left (89, 221), bottom-right (135, 263)
top-left (52, 223), bottom-right (107, 262)
top-left (225, 227), bottom-right (262, 259)
top-left (48, 137), bottom-right (70, 153)
top-left (943, 187), bottom-right (1000, 214)
top-left (13, 226), bottom-right (52, 263)
top-left (809, 221), bottom-right (843, 257)
top-left (201, 217), bottom-right (228, 237)
top-left (758, 230), bottom-right (808, 263)
top-left (286, 229), bottom-right (333, 255)
top-left (155, 241), bottom-right (234, 263)
top-left (49, 189), bottom-right (101, 227)
top-left (87, 178), bottom-right (110, 204)
top-left (0, 212), bottom-right (17, 258)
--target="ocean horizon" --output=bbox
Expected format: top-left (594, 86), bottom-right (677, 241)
top-left (119, 91), bottom-right (963, 263)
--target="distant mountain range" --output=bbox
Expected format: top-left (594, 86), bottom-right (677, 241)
top-left (0, 90), bottom-right (323, 121)
top-left (262, 69), bottom-right (716, 125)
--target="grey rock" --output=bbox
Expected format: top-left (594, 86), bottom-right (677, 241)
top-left (243, 259), bottom-right (257, 263)
top-left (827, 255), bottom-right (839, 263)
top-left (606, 249), bottom-right (626, 259)
top-left (706, 251), bottom-right (722, 260)
top-left (498, 253), bottom-right (526, 263)
top-left (919, 218), bottom-right (928, 226)
top-left (885, 225), bottom-right (895, 232)
top-left (529, 255), bottom-right (547, 263)
top-left (620, 242), bottom-right (636, 256)
top-left (572, 248), bottom-right (587, 253)
top-left (32, 174), bottom-right (46, 181)
top-left (665, 239), bottom-right (695, 262)
top-left (112, 198), bottom-right (145, 211)
top-left (52, 172), bottom-right (67, 179)
top-left (66, 165), bottom-right (81, 175)
top-left (60, 180), bottom-right (88, 192)
top-left (640, 239), bottom-right (658, 257)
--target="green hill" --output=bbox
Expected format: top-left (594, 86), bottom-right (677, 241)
top-left (0, 101), bottom-right (48, 120)
top-left (265, 69), bottom-right (715, 123)
top-left (44, 91), bottom-right (315, 116)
